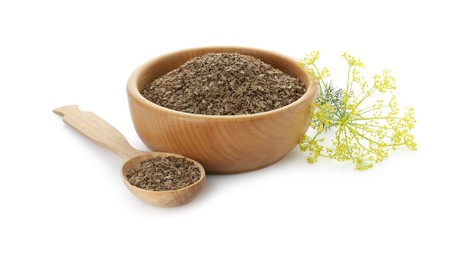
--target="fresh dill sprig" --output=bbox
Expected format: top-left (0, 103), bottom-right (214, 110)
top-left (317, 81), bottom-right (344, 114)
top-left (298, 51), bottom-right (416, 170)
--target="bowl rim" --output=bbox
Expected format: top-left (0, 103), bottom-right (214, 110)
top-left (127, 46), bottom-right (318, 120)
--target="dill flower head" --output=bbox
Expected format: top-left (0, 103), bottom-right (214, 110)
top-left (298, 51), bottom-right (416, 170)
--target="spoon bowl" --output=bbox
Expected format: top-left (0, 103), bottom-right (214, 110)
top-left (121, 152), bottom-right (205, 207)
top-left (53, 105), bottom-right (205, 207)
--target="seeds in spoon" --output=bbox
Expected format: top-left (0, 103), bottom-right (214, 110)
top-left (126, 156), bottom-right (201, 191)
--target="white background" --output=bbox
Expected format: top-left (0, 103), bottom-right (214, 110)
top-left (1, 0), bottom-right (468, 259)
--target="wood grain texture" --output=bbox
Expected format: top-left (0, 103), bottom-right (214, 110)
top-left (54, 105), bottom-right (206, 207)
top-left (127, 46), bottom-right (318, 174)
top-left (53, 105), bottom-right (146, 161)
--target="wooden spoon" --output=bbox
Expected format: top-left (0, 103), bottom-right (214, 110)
top-left (53, 105), bottom-right (206, 207)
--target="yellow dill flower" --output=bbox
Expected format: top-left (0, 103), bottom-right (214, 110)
top-left (373, 70), bottom-right (396, 93)
top-left (342, 52), bottom-right (365, 68)
top-left (298, 135), bottom-right (324, 164)
top-left (299, 51), bottom-right (417, 170)
top-left (404, 134), bottom-right (417, 151)
top-left (353, 148), bottom-right (373, 171)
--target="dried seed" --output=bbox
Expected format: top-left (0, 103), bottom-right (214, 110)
top-left (126, 156), bottom-right (201, 191)
top-left (141, 53), bottom-right (305, 115)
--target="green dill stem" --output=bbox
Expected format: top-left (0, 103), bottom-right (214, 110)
top-left (359, 104), bottom-right (390, 115)
top-left (352, 116), bottom-right (404, 121)
top-left (339, 126), bottom-right (352, 160)
top-left (331, 109), bottom-right (342, 121)
top-left (311, 130), bottom-right (323, 140)
top-left (347, 126), bottom-right (374, 144)
top-left (351, 130), bottom-right (372, 153)
top-left (312, 64), bottom-right (328, 88)
top-left (346, 65), bottom-right (352, 94)
top-left (356, 86), bottom-right (378, 107)
top-left (349, 123), bottom-right (384, 132)
top-left (352, 127), bottom-right (394, 147)
top-left (350, 123), bottom-right (394, 140)
top-left (349, 123), bottom-right (381, 132)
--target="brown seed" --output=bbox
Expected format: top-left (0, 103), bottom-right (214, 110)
top-left (141, 53), bottom-right (305, 115)
top-left (126, 156), bottom-right (201, 191)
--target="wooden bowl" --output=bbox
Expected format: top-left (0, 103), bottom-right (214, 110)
top-left (127, 46), bottom-right (317, 174)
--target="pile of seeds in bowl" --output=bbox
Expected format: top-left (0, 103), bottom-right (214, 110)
top-left (140, 52), bottom-right (306, 115)
top-left (126, 156), bottom-right (201, 191)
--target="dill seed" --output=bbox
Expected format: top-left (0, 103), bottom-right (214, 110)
top-left (126, 156), bottom-right (201, 191)
top-left (141, 53), bottom-right (306, 115)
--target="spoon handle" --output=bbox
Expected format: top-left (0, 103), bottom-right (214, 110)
top-left (53, 105), bottom-right (146, 161)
